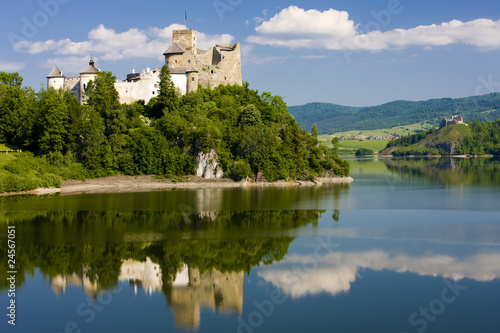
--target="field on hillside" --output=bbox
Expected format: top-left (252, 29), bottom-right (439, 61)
top-left (331, 121), bottom-right (435, 138)
top-left (318, 121), bottom-right (435, 155)
top-left (318, 136), bottom-right (388, 155)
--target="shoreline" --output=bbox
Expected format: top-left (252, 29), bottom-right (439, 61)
top-left (0, 174), bottom-right (354, 197)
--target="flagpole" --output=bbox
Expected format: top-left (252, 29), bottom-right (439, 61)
top-left (184, 10), bottom-right (187, 27)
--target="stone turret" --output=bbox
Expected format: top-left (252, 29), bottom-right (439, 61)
top-left (79, 58), bottom-right (99, 103)
top-left (47, 65), bottom-right (65, 90)
top-left (186, 67), bottom-right (199, 93)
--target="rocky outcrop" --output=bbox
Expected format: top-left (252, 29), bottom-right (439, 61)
top-left (195, 150), bottom-right (224, 179)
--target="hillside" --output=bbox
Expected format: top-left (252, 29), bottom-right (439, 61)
top-left (288, 93), bottom-right (500, 134)
top-left (381, 120), bottom-right (500, 156)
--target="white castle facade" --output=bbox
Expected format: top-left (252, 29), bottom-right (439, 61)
top-left (47, 29), bottom-right (242, 104)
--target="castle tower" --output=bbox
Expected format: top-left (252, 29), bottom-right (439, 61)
top-left (79, 58), bottom-right (100, 103)
top-left (172, 29), bottom-right (197, 54)
top-left (186, 67), bottom-right (199, 93)
top-left (47, 65), bottom-right (65, 90)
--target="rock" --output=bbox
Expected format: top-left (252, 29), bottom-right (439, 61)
top-left (196, 150), bottom-right (224, 179)
top-left (255, 172), bottom-right (267, 183)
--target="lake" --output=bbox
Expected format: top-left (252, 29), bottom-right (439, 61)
top-left (1, 157), bottom-right (499, 333)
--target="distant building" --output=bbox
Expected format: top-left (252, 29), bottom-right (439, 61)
top-left (440, 115), bottom-right (467, 128)
top-left (47, 29), bottom-right (242, 105)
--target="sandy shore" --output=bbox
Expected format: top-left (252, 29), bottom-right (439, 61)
top-left (0, 174), bottom-right (353, 196)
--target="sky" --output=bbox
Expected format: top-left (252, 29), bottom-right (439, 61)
top-left (1, 0), bottom-right (500, 107)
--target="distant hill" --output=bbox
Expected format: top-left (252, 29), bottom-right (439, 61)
top-left (288, 93), bottom-right (500, 134)
top-left (380, 119), bottom-right (500, 156)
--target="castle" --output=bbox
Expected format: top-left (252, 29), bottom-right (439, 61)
top-left (440, 115), bottom-right (467, 128)
top-left (47, 29), bottom-right (242, 104)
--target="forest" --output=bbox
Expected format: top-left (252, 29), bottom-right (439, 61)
top-left (289, 94), bottom-right (500, 134)
top-left (0, 68), bottom-right (349, 193)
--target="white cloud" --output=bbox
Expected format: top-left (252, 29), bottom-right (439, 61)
top-left (0, 60), bottom-right (26, 72)
top-left (247, 6), bottom-right (500, 52)
top-left (258, 250), bottom-right (500, 298)
top-left (14, 24), bottom-right (235, 61)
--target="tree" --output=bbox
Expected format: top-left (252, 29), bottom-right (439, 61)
top-left (238, 104), bottom-right (262, 126)
top-left (331, 137), bottom-right (339, 156)
top-left (311, 124), bottom-right (318, 138)
top-left (148, 65), bottom-right (179, 118)
top-left (0, 83), bottom-right (29, 147)
top-left (355, 148), bottom-right (373, 156)
top-left (0, 72), bottom-right (23, 87)
top-left (36, 89), bottom-right (69, 155)
top-left (80, 105), bottom-right (107, 172)
top-left (85, 71), bottom-right (126, 169)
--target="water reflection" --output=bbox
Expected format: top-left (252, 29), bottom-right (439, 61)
top-left (258, 249), bottom-right (500, 298)
top-left (383, 157), bottom-right (500, 186)
top-left (0, 209), bottom-right (322, 330)
top-left (49, 258), bottom-right (244, 330)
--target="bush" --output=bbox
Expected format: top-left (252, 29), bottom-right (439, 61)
top-left (229, 160), bottom-right (252, 181)
top-left (355, 148), bottom-right (373, 156)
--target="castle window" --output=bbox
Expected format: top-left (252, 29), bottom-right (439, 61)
top-left (83, 84), bottom-right (86, 89)
top-left (211, 70), bottom-right (214, 74)
top-left (152, 91), bottom-right (155, 95)
top-left (192, 77), bottom-right (195, 81)
top-left (188, 60), bottom-right (191, 64)
top-left (175, 60), bottom-right (177, 63)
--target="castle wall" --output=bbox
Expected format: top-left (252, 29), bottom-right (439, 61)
top-left (63, 77), bottom-right (80, 101)
top-left (171, 73), bottom-right (188, 95)
top-left (197, 44), bottom-right (242, 89)
top-left (115, 70), bottom-right (160, 104)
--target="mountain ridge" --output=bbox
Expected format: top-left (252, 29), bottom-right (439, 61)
top-left (288, 93), bottom-right (500, 134)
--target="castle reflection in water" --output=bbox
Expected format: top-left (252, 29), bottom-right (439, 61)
top-left (49, 257), bottom-right (243, 330)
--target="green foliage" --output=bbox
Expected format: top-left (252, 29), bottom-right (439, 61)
top-left (289, 93), bottom-right (500, 134)
top-left (455, 119), bottom-right (500, 155)
top-left (0, 71), bottom-right (350, 184)
top-left (147, 65), bottom-right (179, 118)
top-left (384, 121), bottom-right (500, 156)
top-left (0, 84), bottom-right (30, 147)
top-left (229, 160), bottom-right (252, 181)
top-left (311, 123), bottom-right (319, 138)
top-left (36, 89), bottom-right (69, 155)
top-left (0, 153), bottom-right (62, 193)
top-left (0, 72), bottom-right (23, 87)
top-left (355, 148), bottom-right (373, 156)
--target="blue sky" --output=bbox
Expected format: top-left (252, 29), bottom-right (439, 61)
top-left (1, 0), bottom-right (500, 106)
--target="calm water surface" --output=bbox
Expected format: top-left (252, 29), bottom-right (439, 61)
top-left (1, 157), bottom-right (499, 333)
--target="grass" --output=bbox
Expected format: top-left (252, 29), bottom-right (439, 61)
top-left (318, 121), bottom-right (437, 155)
top-left (328, 121), bottom-right (436, 139)
top-left (0, 143), bottom-right (12, 151)
top-left (319, 135), bottom-right (389, 155)
top-left (0, 154), bottom-right (16, 168)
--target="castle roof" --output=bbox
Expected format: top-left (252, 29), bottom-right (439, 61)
top-left (80, 59), bottom-right (99, 75)
top-left (169, 67), bottom-right (189, 74)
top-left (185, 66), bottom-right (198, 73)
top-left (163, 43), bottom-right (186, 55)
top-left (47, 65), bottom-right (65, 78)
